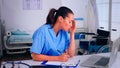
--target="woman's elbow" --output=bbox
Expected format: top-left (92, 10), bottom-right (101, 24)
top-left (69, 53), bottom-right (75, 57)
top-left (31, 53), bottom-right (42, 61)
top-left (31, 56), bottom-right (38, 61)
top-left (31, 54), bottom-right (38, 61)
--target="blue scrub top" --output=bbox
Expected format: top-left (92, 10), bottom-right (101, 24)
top-left (30, 24), bottom-right (70, 56)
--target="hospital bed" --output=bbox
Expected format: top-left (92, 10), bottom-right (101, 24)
top-left (3, 30), bottom-right (32, 54)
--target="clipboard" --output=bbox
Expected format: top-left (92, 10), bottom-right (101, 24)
top-left (30, 65), bottom-right (62, 68)
top-left (41, 57), bottom-right (80, 68)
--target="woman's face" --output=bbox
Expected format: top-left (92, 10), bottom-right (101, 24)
top-left (61, 13), bottom-right (74, 31)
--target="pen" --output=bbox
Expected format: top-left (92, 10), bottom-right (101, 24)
top-left (57, 49), bottom-right (62, 55)
top-left (41, 60), bottom-right (48, 65)
top-left (75, 60), bottom-right (80, 67)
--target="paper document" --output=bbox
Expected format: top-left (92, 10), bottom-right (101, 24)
top-left (42, 56), bottom-right (80, 67)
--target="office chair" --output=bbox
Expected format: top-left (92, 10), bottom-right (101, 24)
top-left (78, 29), bottom-right (110, 54)
top-left (88, 29), bottom-right (110, 54)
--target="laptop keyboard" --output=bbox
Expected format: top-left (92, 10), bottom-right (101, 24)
top-left (94, 57), bottom-right (110, 66)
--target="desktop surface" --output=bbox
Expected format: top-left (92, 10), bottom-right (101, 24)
top-left (1, 52), bottom-right (120, 68)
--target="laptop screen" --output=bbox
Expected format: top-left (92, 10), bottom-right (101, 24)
top-left (109, 37), bottom-right (120, 67)
top-left (80, 37), bottom-right (120, 68)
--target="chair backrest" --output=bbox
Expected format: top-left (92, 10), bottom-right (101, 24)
top-left (96, 38), bottom-right (108, 45)
top-left (94, 29), bottom-right (110, 45)
top-left (97, 29), bottom-right (110, 37)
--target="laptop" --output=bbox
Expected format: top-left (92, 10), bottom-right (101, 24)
top-left (80, 37), bottom-right (120, 68)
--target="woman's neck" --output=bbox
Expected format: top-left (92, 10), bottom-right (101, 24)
top-left (53, 23), bottom-right (60, 36)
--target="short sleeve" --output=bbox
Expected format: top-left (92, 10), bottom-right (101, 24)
top-left (30, 30), bottom-right (45, 54)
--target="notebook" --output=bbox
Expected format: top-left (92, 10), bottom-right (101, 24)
top-left (80, 37), bottom-right (120, 68)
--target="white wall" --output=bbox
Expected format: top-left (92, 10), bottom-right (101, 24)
top-left (96, 0), bottom-right (109, 30)
top-left (61, 0), bottom-right (87, 29)
top-left (96, 0), bottom-right (120, 41)
top-left (61, 0), bottom-right (87, 18)
top-left (111, 0), bottom-right (120, 41)
top-left (1, 0), bottom-right (87, 35)
top-left (1, 0), bottom-right (61, 35)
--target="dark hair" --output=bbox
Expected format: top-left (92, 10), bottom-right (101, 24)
top-left (46, 6), bottom-right (74, 26)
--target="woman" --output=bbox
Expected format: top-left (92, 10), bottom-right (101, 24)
top-left (30, 6), bottom-right (76, 62)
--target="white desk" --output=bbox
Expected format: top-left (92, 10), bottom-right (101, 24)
top-left (1, 52), bottom-right (120, 68)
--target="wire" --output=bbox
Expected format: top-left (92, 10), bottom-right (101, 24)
top-left (2, 61), bottom-right (31, 68)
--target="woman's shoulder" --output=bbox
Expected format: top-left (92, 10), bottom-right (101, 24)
top-left (32, 24), bottom-right (51, 37)
top-left (40, 24), bottom-right (51, 29)
top-left (34, 24), bottom-right (50, 34)
top-left (37, 24), bottom-right (51, 31)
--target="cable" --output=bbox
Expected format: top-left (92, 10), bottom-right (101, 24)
top-left (3, 65), bottom-right (6, 68)
top-left (2, 61), bottom-right (31, 68)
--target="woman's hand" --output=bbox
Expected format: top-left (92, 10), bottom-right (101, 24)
top-left (69, 20), bottom-right (76, 34)
top-left (58, 53), bottom-right (70, 62)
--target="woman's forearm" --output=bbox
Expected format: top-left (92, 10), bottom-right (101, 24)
top-left (68, 32), bottom-right (75, 57)
top-left (31, 53), bottom-right (60, 61)
top-left (31, 53), bottom-right (69, 62)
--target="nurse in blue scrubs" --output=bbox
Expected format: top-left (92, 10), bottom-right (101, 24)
top-left (30, 6), bottom-right (76, 62)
